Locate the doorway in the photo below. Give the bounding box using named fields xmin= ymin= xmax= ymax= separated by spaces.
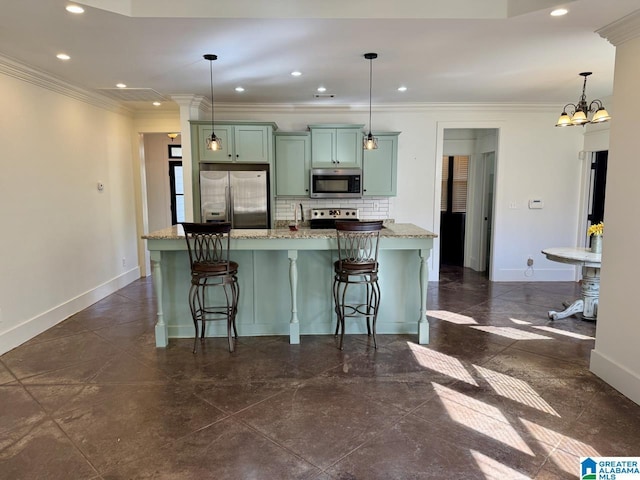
xmin=586 ymin=150 xmax=608 ymax=247
xmin=169 ymin=160 xmax=185 ymax=225
xmin=440 ymin=155 xmax=468 ymax=266
xmin=439 ymin=128 xmax=497 ymax=276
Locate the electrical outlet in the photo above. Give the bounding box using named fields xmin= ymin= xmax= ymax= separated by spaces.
xmin=122 ymin=257 xmax=126 ymax=267
xmin=527 ymin=257 xmax=534 ymax=267
xmin=373 ymin=202 xmax=379 ymax=211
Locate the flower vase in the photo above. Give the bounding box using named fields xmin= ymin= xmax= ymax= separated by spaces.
xmin=591 ymin=235 xmax=603 ymax=254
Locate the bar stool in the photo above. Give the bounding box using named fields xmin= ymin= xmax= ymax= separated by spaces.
xmin=333 ymin=220 xmax=383 ymax=350
xmin=181 ymin=222 xmax=239 ymax=353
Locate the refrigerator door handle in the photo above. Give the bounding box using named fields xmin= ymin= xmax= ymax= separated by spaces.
xmin=229 ymin=185 xmax=234 ymax=228
xmin=224 ymin=185 xmax=231 ymax=224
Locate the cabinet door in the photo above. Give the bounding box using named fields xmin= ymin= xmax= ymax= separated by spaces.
xmin=335 ymin=128 xmax=362 ymax=168
xmin=363 ymin=134 xmax=398 ymax=196
xmin=275 ymin=135 xmax=311 ymax=196
xmin=234 ymin=125 xmax=270 ymax=163
xmin=310 ymin=129 xmax=337 ymax=167
xmin=197 ymin=125 xmax=232 ymax=162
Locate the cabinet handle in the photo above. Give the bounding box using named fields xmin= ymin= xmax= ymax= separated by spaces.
xmin=228 ymin=154 xmax=232 ymax=158
xmin=236 ymin=154 xmax=239 ymax=158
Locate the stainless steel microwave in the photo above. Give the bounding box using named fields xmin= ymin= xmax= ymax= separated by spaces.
xmin=310 ymin=168 xmax=362 ymax=198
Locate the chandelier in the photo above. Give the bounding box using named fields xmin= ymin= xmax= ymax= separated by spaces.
xmin=556 ymin=72 xmax=611 ymax=127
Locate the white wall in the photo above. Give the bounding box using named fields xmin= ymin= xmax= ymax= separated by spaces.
xmin=590 ymin=34 xmax=640 ymax=406
xmin=0 ymin=68 xmax=139 ymax=354
xmin=144 ymin=133 xmax=181 ymax=233
xmin=209 ymin=105 xmax=584 ymax=281
xmin=131 ymin=114 xmax=182 ymax=276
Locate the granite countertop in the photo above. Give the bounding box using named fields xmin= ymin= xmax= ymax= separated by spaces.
xmin=143 ymin=223 xmax=437 ymax=240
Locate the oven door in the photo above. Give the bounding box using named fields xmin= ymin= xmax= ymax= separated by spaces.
xmin=310 ymin=169 xmax=362 ymax=198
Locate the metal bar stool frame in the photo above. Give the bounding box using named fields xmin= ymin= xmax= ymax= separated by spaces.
xmin=181 ymin=222 xmax=239 ymax=353
xmin=332 ymin=220 xmax=383 ymax=350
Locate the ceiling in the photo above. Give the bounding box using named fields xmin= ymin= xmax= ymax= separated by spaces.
xmin=1 ymin=0 xmax=638 ymax=111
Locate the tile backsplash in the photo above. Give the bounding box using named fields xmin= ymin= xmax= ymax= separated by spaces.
xmin=275 ymin=197 xmax=392 ymax=222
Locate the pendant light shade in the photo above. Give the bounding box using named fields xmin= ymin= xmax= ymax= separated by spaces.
xmin=204 ymin=54 xmax=222 ymax=151
xmin=363 ymin=52 xmax=378 ymax=150
xmin=555 ymin=72 xmax=611 ymax=127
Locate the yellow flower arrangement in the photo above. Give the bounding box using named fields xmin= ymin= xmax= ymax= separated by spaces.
xmin=588 ymin=222 xmax=604 ymax=236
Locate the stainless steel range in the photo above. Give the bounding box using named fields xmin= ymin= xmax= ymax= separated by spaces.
xmin=309 ymin=208 xmax=360 ymax=229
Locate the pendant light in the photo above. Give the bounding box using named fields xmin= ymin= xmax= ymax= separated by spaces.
xmin=203 ymin=54 xmax=222 ymax=150
xmin=363 ymin=52 xmax=378 ymax=150
xmin=555 ymin=72 xmax=611 ymax=127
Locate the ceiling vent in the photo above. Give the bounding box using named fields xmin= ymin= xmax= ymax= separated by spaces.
xmin=96 ymin=87 xmax=167 ymax=102
xmin=314 ymin=93 xmax=335 ymax=99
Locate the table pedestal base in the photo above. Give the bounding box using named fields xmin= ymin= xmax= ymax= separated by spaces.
xmin=548 ymin=266 xmax=599 ymax=321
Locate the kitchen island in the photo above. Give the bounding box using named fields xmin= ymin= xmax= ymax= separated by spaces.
xmin=143 ymin=224 xmax=436 ymax=347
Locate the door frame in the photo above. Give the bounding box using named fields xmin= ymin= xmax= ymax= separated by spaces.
xmin=435 ymin=121 xmax=504 ymax=281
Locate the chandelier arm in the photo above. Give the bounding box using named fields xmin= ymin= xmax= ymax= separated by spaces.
xmin=562 ymin=103 xmax=577 ymax=114
xmin=589 ymin=99 xmax=603 ymax=112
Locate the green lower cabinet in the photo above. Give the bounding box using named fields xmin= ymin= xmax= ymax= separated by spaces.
xmin=275 ymin=132 xmax=311 ymax=196
xmin=363 ymin=133 xmax=399 ymax=196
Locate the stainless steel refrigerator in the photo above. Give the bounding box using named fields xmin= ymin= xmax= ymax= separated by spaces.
xmin=199 ymin=164 xmax=270 ymax=229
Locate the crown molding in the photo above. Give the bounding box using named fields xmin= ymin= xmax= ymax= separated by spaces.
xmin=0 ymin=54 xmax=131 ymax=115
xmin=597 ymin=9 xmax=640 ymax=46
xmin=211 ymin=102 xmax=560 ymax=114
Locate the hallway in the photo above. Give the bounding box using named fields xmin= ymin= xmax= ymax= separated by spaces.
xmin=1 ymin=267 xmax=638 ymax=479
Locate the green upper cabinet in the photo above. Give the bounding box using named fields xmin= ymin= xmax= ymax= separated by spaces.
xmin=193 ymin=122 xmax=274 ymax=163
xmin=274 ymin=132 xmax=311 ymax=196
xmin=195 ymin=125 xmax=232 ymax=162
xmin=363 ymin=132 xmax=400 ymax=196
xmin=309 ymin=124 xmax=364 ymax=168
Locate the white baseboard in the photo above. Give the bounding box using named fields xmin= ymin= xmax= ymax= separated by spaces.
xmin=0 ymin=267 xmax=140 ymax=356
xmin=493 ymin=267 xmax=576 ymax=282
xmin=590 ymin=349 xmax=640 ymax=407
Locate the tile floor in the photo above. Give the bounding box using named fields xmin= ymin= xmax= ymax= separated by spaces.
xmin=1 ymin=266 xmax=639 ymax=479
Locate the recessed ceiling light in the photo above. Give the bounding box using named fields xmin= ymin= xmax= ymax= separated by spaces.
xmin=397 ymin=86 xmax=408 ymax=92
xmin=550 ymin=8 xmax=568 ymax=16
xmin=291 ymin=71 xmax=302 ymax=77
xmin=65 ymin=5 xmax=84 ymax=14
xmin=153 ymin=102 xmax=161 ymax=106
xmin=116 ymin=83 xmax=127 ymax=88
xmin=56 ymin=53 xmax=71 ymax=61
xmin=235 ymin=86 xmax=245 ymax=92
xmin=317 ymin=87 xmax=327 ymax=92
